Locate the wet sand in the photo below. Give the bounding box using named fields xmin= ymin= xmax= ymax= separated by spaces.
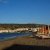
xmin=0 ymin=37 xmax=50 ymax=50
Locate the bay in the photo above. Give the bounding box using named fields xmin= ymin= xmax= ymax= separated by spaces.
xmin=0 ymin=32 xmax=32 ymax=41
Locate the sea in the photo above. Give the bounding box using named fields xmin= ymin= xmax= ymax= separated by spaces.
xmin=0 ymin=32 xmax=32 ymax=41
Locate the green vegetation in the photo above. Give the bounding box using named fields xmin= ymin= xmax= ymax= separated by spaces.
xmin=0 ymin=24 xmax=49 ymax=30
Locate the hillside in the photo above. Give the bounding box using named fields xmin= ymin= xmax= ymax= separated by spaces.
xmin=0 ymin=24 xmax=49 ymax=30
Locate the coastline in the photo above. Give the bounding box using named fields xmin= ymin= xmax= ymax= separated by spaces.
xmin=0 ymin=28 xmax=29 ymax=33
xmin=0 ymin=37 xmax=50 ymax=50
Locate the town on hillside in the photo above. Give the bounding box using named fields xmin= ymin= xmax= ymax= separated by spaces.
xmin=0 ymin=24 xmax=50 ymax=34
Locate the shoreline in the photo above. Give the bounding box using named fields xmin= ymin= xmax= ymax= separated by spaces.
xmin=0 ymin=28 xmax=33 ymax=33
xmin=0 ymin=37 xmax=50 ymax=50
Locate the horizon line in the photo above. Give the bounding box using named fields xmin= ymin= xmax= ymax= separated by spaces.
xmin=0 ymin=23 xmax=49 ymax=25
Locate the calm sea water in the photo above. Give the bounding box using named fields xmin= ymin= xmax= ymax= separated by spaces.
xmin=0 ymin=32 xmax=32 ymax=41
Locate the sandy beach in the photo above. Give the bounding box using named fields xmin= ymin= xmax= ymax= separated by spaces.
xmin=0 ymin=37 xmax=50 ymax=50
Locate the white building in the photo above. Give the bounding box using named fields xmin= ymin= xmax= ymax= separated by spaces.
xmin=0 ymin=30 xmax=8 ymax=33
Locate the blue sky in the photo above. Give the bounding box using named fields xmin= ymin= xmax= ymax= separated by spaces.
xmin=0 ymin=0 xmax=50 ymax=24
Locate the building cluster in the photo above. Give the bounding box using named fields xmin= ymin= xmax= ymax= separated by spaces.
xmin=0 ymin=25 xmax=50 ymax=35
xmin=0 ymin=28 xmax=38 ymax=33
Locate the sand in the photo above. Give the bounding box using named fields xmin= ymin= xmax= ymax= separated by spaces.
xmin=0 ymin=37 xmax=50 ymax=50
